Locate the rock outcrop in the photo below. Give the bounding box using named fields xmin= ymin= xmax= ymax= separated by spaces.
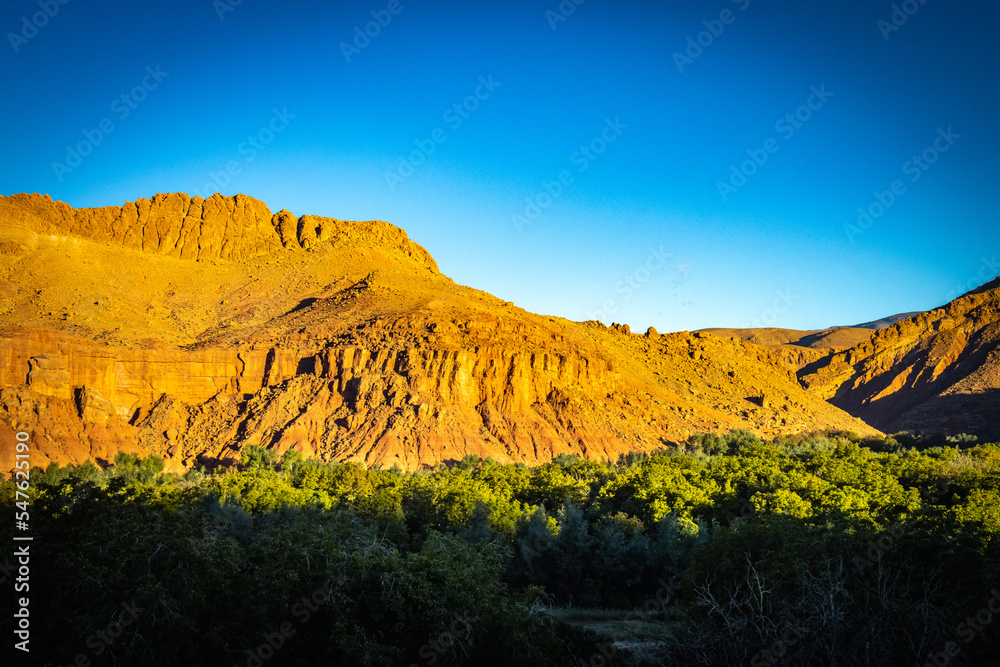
xmin=799 ymin=278 xmax=1000 ymax=438
xmin=0 ymin=193 xmax=880 ymax=474
xmin=0 ymin=192 xmax=437 ymax=268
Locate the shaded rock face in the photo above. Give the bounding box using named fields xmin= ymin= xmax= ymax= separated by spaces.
xmin=799 ymin=278 xmax=1000 ymax=439
xmin=0 ymin=193 xmax=881 ymax=473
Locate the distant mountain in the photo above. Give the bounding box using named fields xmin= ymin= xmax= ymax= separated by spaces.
xmin=0 ymin=193 xmax=878 ymax=474
xmin=702 ymin=312 xmax=928 ymax=373
xmin=799 ymin=278 xmax=1000 ymax=439
xmin=700 ymin=327 xmax=876 ymax=372
xmin=849 ymin=312 xmax=924 ymax=330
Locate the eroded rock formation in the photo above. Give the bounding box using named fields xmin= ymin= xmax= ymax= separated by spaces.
xmin=799 ymin=278 xmax=1000 ymax=437
xmin=0 ymin=193 xmax=883 ymax=473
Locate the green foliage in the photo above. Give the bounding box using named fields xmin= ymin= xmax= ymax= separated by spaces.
xmin=106 ymin=452 xmax=166 ymax=485
xmin=6 ymin=432 xmax=1000 ymax=665
xmin=280 ymin=447 xmax=304 ymax=471
xmin=241 ymin=443 xmax=279 ymax=469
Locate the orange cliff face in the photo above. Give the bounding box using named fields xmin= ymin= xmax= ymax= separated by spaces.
xmin=0 ymin=191 xmax=439 ymax=266
xmin=0 ymin=192 xmax=880 ymax=474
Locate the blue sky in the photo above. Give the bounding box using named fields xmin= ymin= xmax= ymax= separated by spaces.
xmin=2 ymin=0 xmax=998 ymax=332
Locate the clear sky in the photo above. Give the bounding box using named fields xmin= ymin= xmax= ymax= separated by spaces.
xmin=2 ymin=0 xmax=997 ymax=332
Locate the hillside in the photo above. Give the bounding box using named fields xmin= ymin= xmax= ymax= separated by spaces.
xmin=0 ymin=192 xmax=879 ymax=473
xmin=700 ymin=326 xmax=876 ymax=371
xmin=851 ymin=312 xmax=924 ymax=330
xmin=799 ymin=279 xmax=1000 ymax=438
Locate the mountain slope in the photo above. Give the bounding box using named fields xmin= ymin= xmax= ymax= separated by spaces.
xmin=700 ymin=326 xmax=875 ymax=372
xmin=0 ymin=193 xmax=879 ymax=473
xmin=850 ymin=312 xmax=924 ymax=330
xmin=799 ymin=279 xmax=1000 ymax=438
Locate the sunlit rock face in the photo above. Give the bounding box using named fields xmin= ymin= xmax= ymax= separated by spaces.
xmin=800 ymin=277 xmax=1000 ymax=439
xmin=0 ymin=192 xmax=880 ymax=473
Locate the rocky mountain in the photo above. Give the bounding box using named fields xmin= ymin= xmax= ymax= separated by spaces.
xmin=799 ymin=279 xmax=1000 ymax=438
xmin=0 ymin=193 xmax=879 ymax=473
xmin=702 ymin=313 xmax=929 ymax=372
xmin=850 ymin=312 xmax=924 ymax=330
xmin=699 ymin=326 xmax=876 ymax=372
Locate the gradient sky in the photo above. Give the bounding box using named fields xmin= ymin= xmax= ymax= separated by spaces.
xmin=2 ymin=0 xmax=998 ymax=333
